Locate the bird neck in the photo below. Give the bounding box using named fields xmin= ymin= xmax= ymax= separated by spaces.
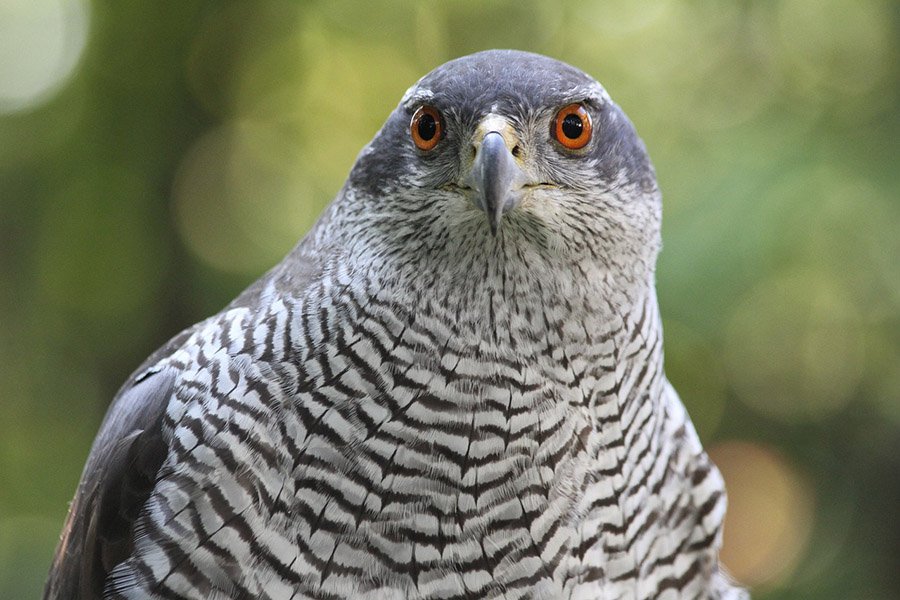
xmin=322 ymin=238 xmax=663 ymax=376
xmin=302 ymin=192 xmax=665 ymax=402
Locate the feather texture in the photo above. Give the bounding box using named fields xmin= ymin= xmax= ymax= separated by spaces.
xmin=45 ymin=50 xmax=747 ymax=600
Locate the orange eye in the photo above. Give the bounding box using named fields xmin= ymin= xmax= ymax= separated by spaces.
xmin=410 ymin=105 xmax=443 ymax=151
xmin=553 ymin=103 xmax=592 ymax=150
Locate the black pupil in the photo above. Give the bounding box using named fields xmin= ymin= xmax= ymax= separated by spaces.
xmin=417 ymin=114 xmax=437 ymax=141
xmin=561 ymin=114 xmax=583 ymax=139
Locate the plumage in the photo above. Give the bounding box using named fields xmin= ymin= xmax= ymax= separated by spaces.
xmin=45 ymin=50 xmax=747 ymax=599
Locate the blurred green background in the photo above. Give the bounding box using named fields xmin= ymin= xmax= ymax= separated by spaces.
xmin=1 ymin=0 xmax=898 ymax=598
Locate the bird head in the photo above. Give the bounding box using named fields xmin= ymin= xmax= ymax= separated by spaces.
xmin=338 ymin=50 xmax=662 ymax=289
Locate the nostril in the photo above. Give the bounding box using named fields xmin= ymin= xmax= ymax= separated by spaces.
xmin=470 ymin=145 xmax=477 ymax=160
xmin=511 ymin=144 xmax=522 ymax=158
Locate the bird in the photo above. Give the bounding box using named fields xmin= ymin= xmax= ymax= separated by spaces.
xmin=45 ymin=49 xmax=748 ymax=600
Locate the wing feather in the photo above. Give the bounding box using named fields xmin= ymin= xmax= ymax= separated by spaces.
xmin=44 ymin=242 xmax=323 ymax=599
xmin=43 ymin=340 xmax=185 ymax=599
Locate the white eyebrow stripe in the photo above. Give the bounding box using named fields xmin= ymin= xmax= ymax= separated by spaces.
xmin=402 ymin=87 xmax=435 ymax=108
xmin=563 ymin=83 xmax=610 ymax=105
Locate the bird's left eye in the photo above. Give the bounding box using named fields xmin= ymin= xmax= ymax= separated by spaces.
xmin=411 ymin=105 xmax=443 ymax=151
xmin=553 ymin=103 xmax=592 ymax=150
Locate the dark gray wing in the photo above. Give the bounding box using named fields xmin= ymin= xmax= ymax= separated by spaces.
xmin=43 ymin=330 xmax=191 ymax=600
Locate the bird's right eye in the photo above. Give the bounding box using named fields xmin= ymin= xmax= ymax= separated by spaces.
xmin=411 ymin=106 xmax=443 ymax=151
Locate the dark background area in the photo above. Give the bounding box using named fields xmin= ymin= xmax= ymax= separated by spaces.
xmin=1 ymin=1 xmax=898 ymax=598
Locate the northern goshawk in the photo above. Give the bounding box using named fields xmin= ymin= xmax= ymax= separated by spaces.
xmin=45 ymin=50 xmax=747 ymax=600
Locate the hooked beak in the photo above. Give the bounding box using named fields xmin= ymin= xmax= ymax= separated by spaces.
xmin=468 ymin=131 xmax=525 ymax=235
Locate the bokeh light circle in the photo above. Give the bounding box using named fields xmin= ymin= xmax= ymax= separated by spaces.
xmin=172 ymin=121 xmax=327 ymax=275
xmin=0 ymin=0 xmax=90 ymax=113
xmin=724 ymin=270 xmax=865 ymax=421
xmin=711 ymin=441 xmax=815 ymax=589
xmin=777 ymin=0 xmax=893 ymax=101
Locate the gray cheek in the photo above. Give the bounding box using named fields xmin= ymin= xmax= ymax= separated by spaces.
xmin=531 ymin=140 xmax=603 ymax=190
